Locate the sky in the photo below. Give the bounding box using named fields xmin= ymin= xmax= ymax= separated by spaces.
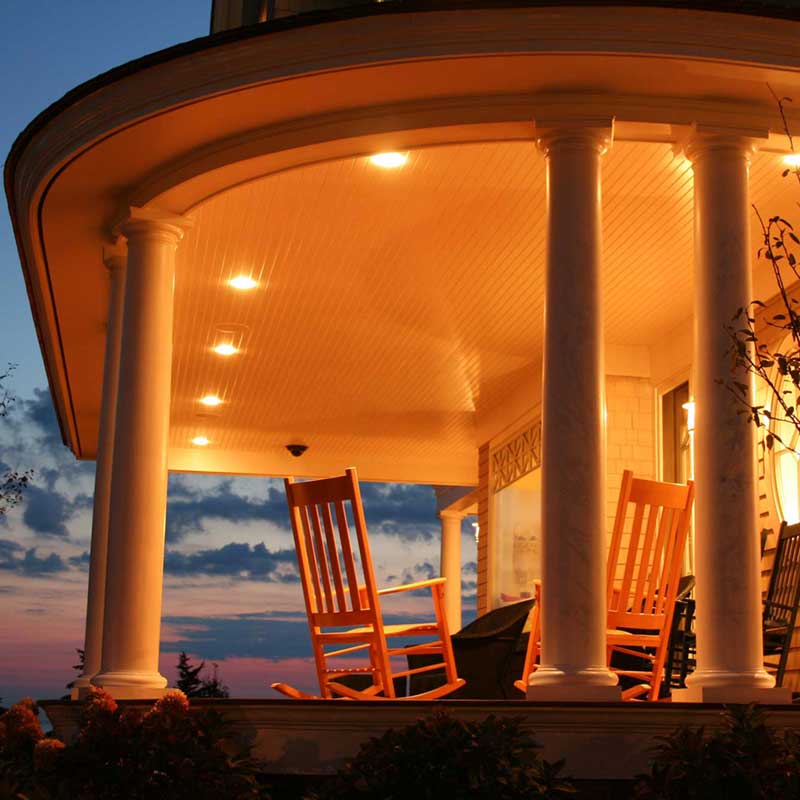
xmin=0 ymin=2 xmax=477 ymax=707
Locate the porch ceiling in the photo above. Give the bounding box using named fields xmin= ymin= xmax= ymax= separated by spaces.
xmin=161 ymin=139 xmax=791 ymax=483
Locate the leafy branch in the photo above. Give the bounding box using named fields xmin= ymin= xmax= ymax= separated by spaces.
xmin=0 ymin=364 xmax=33 ymax=514
xmin=723 ymin=91 xmax=800 ymax=452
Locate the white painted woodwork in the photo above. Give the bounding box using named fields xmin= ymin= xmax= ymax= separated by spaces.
xmin=678 ymin=130 xmax=789 ymax=703
xmin=527 ymin=123 xmax=619 ymax=701
xmin=92 ymin=210 xmax=188 ymax=699
xmin=71 ymin=248 xmax=126 ymax=696
xmin=439 ymin=511 xmax=464 ymax=632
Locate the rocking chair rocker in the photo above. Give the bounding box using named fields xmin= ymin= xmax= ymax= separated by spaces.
xmin=271 ymin=467 xmax=465 ymax=700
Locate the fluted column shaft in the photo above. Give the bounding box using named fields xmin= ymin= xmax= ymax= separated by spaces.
xmin=93 ymin=209 xmax=188 ymax=699
xmin=72 ymin=250 xmax=126 ymax=698
xmin=527 ymin=123 xmax=619 ymax=700
xmin=679 ymin=131 xmax=786 ymax=702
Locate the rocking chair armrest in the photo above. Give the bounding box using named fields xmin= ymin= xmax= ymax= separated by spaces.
xmin=378 ymin=577 xmax=447 ymax=596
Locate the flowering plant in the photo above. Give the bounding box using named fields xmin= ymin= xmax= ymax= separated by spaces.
xmin=0 ymin=689 xmax=269 ymax=799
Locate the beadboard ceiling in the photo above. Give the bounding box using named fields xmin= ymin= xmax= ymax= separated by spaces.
xmin=163 ymin=140 xmax=791 ymax=482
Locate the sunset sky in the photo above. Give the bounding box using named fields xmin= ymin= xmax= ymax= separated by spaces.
xmin=0 ymin=2 xmax=477 ymax=707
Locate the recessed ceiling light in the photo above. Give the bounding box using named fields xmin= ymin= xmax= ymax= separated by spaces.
xmin=213 ymin=343 xmax=239 ymax=357
xmin=784 ymin=154 xmax=800 ymax=167
xmin=191 ymin=436 xmax=210 ymax=447
xmin=369 ymin=152 xmax=407 ymax=168
xmin=200 ymin=395 xmax=222 ymax=407
xmin=228 ymin=276 xmax=258 ymax=290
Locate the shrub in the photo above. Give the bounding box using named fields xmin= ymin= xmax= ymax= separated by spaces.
xmin=635 ymin=703 xmax=800 ymax=799
xmin=312 ymin=709 xmax=575 ymax=800
xmin=0 ymin=689 xmax=270 ymax=800
xmin=0 ymin=696 xmax=47 ymax=798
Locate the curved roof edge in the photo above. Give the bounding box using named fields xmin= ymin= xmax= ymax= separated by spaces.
xmin=5 ymin=0 xmax=800 ymax=185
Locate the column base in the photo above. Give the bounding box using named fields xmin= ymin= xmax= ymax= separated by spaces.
xmin=673 ymin=668 xmax=790 ymax=704
xmin=672 ymin=685 xmax=792 ymax=704
xmin=526 ymin=666 xmax=621 ymax=702
xmin=91 ymin=670 xmax=169 ymax=700
xmin=69 ymin=674 xmax=95 ymax=700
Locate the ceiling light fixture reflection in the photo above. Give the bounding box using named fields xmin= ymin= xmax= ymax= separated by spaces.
xmin=213 ymin=343 xmax=239 ymax=357
xmin=369 ymin=152 xmax=408 ymax=168
xmin=200 ymin=395 xmax=223 ymax=407
xmin=191 ymin=436 xmax=210 ymax=447
xmin=228 ymin=275 xmax=258 ymax=290
xmin=784 ymin=154 xmax=800 ymax=167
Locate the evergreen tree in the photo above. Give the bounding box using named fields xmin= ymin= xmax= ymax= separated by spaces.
xmin=61 ymin=648 xmax=86 ymax=699
xmin=197 ymin=662 xmax=230 ymax=699
xmin=176 ymin=651 xmax=204 ymax=696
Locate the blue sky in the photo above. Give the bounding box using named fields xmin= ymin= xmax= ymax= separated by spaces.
xmin=0 ymin=2 xmax=477 ymax=706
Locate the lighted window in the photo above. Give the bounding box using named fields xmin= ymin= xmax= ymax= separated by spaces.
xmin=490 ymin=469 xmax=541 ymax=608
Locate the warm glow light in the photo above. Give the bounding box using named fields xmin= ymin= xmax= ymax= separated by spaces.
xmin=200 ymin=395 xmax=223 ymax=407
xmin=682 ymin=400 xmax=696 ymax=433
xmin=191 ymin=436 xmax=210 ymax=447
xmin=369 ymin=152 xmax=408 ymax=168
xmin=784 ymin=154 xmax=800 ymax=167
xmin=213 ymin=343 xmax=239 ymax=356
xmin=228 ymin=275 xmax=258 ymax=290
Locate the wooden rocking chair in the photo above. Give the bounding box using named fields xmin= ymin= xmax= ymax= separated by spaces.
xmin=271 ymin=467 xmax=465 ymax=700
xmin=516 ymin=470 xmax=694 ymax=701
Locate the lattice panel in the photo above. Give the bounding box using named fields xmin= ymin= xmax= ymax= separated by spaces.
xmin=491 ymin=421 xmax=542 ymax=493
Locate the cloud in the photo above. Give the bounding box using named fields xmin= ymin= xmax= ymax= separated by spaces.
xmin=22 ymin=485 xmax=72 ymax=537
xmin=359 ymin=482 xmax=439 ymax=541
xmin=0 ymin=388 xmax=95 ymax=540
xmin=163 ymin=475 xmax=442 ymax=545
xmin=164 ymin=541 xmax=299 ymax=582
xmin=165 ymin=478 xmax=289 ymax=542
xmin=162 ymin=609 xmax=426 ymax=662
xmin=0 ymin=538 xmax=67 ymax=576
xmin=68 ymin=551 xmax=90 ymax=568
xmin=386 ymin=561 xmax=437 ymax=587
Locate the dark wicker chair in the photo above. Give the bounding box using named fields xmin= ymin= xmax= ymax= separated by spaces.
xmin=666 ymin=522 xmax=800 ymax=690
xmin=406 ymin=599 xmax=535 ymax=699
xmin=762 ymin=521 xmax=800 ymax=685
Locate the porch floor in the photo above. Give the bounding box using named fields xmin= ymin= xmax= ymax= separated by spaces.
xmin=41 ymin=698 xmax=800 ymax=780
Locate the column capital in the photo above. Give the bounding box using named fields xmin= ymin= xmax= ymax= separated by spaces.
xmin=534 ymin=117 xmax=614 ymax=157
xmin=112 ymin=205 xmax=192 ymax=244
xmin=102 ymin=243 xmax=127 ymax=272
xmin=674 ymin=123 xmax=768 ymax=164
xmin=438 ymin=509 xmax=465 ymax=522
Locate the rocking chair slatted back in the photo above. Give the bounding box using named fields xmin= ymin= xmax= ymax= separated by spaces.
xmin=285 ymin=469 xmax=381 ymax=625
xmin=607 ymin=471 xmax=694 ymax=631
xmin=277 ymin=467 xmax=465 ymax=701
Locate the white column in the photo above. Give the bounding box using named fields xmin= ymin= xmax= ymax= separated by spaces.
xmin=92 ymin=207 xmax=189 ymax=700
xmin=71 ymin=247 xmax=126 ymax=699
xmin=439 ymin=511 xmax=463 ymax=632
xmin=527 ymin=121 xmax=619 ymax=701
xmin=676 ymin=129 xmax=789 ymax=703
